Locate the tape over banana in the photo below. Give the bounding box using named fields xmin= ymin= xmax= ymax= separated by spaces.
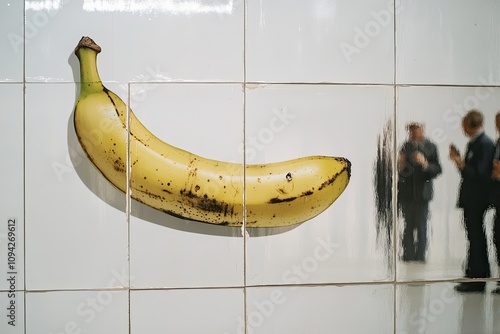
xmin=73 ymin=36 xmax=351 ymax=228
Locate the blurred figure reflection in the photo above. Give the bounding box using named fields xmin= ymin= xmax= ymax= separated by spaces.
xmin=397 ymin=122 xmax=442 ymax=263
xmin=449 ymin=110 xmax=495 ymax=293
xmin=490 ymin=112 xmax=500 ymax=294
xmin=374 ymin=120 xmax=393 ymax=264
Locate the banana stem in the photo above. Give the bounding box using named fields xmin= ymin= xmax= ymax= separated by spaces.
xmin=75 ymin=36 xmax=104 ymax=94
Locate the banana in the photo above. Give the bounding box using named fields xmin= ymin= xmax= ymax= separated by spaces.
xmin=73 ymin=36 xmax=351 ymax=228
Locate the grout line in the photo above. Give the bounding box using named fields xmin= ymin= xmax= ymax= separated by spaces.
xmin=392 ymin=100 xmax=398 ymax=334
xmin=392 ymin=2 xmax=398 ymax=332
xmin=126 ymin=83 xmax=132 ymax=334
xmin=242 ymin=1 xmax=248 ymax=333
xmin=14 ymin=276 xmax=500 ymax=295
xmin=17 ymin=81 xmax=500 ymax=89
xmin=22 ymin=0 xmax=27 ymax=332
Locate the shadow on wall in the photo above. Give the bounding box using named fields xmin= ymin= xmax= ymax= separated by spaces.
xmin=66 ymin=49 xmax=298 ymax=237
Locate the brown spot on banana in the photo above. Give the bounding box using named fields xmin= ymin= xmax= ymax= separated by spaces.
xmin=318 ymin=165 xmax=350 ymax=191
xmin=269 ymin=196 xmax=297 ymax=204
xmin=113 ymin=158 xmax=125 ymax=172
xmin=268 ymin=189 xmax=314 ymax=204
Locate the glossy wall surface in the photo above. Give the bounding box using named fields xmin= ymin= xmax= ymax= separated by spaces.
xmin=1 ymin=0 xmax=500 ymax=333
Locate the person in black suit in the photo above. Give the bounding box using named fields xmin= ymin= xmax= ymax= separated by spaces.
xmin=491 ymin=112 xmax=500 ymax=294
xmin=397 ymin=122 xmax=442 ymax=262
xmin=450 ymin=109 xmax=495 ymax=293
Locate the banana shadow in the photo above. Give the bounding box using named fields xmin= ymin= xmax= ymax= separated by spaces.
xmin=67 ymin=52 xmax=296 ymax=237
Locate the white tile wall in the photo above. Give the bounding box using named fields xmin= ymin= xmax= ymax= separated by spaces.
xmin=25 ymin=290 xmax=129 ymax=333
xmin=24 ymin=0 xmax=244 ymax=82
xmin=129 ymin=83 xmax=245 ymax=289
xmin=130 ymin=288 xmax=244 ymax=333
xmin=2 ymin=0 xmax=500 ymax=333
xmin=396 ymin=283 xmax=500 ymax=334
xmin=0 ymin=291 xmax=24 ymax=334
xmin=0 ymin=84 xmax=24 ymax=291
xmin=0 ymin=1 xmax=24 ymax=82
xmin=245 ymin=84 xmax=393 ymax=285
xmin=396 ymin=0 xmax=500 ymax=85
xmin=245 ymin=285 xmax=394 ymax=333
xmin=24 ymin=83 xmax=129 ymax=290
xmin=246 ymin=0 xmax=394 ymax=83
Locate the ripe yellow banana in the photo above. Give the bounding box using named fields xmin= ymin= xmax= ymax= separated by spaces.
xmin=73 ymin=36 xmax=351 ymax=228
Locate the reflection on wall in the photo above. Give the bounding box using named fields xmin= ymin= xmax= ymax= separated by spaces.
xmin=395 ymin=86 xmax=500 ymax=281
xmin=374 ymin=119 xmax=393 ymax=265
xmin=25 ymin=0 xmax=236 ymax=14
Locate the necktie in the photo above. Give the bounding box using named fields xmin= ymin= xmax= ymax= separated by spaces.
xmin=465 ymin=142 xmax=471 ymax=161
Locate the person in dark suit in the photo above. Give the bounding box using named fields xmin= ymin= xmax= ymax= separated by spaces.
xmin=450 ymin=109 xmax=495 ymax=293
xmin=490 ymin=112 xmax=500 ymax=294
xmin=397 ymin=122 xmax=442 ymax=262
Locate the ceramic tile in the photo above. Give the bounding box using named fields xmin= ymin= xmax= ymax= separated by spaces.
xmin=396 ymin=282 xmax=500 ymax=334
xmin=246 ymin=0 xmax=394 ymax=83
xmin=130 ymin=288 xmax=244 ymax=333
xmin=26 ymin=290 xmax=128 ymax=334
xmin=25 ymin=0 xmax=244 ymax=83
xmin=396 ymin=0 xmax=500 ymax=85
xmin=245 ymin=84 xmax=394 ymax=285
xmin=129 ymin=83 xmax=245 ymax=288
xmin=0 ymin=291 xmax=24 ymax=334
xmin=246 ymin=284 xmax=393 ymax=334
xmin=24 ymin=83 xmax=129 ymax=290
xmin=0 ymin=84 xmax=24 ymax=291
xmin=395 ymin=86 xmax=500 ymax=281
xmin=0 ymin=1 xmax=24 ymax=82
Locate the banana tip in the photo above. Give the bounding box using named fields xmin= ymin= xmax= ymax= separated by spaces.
xmin=345 ymin=158 xmax=351 ymax=178
xmin=335 ymin=157 xmax=351 ymax=179
xmin=75 ymin=36 xmax=101 ymax=55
